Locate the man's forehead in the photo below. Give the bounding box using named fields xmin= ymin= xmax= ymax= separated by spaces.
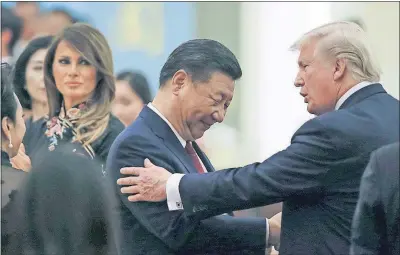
xmin=297 ymin=43 xmax=317 ymax=62
xmin=209 ymin=82 xmax=234 ymax=98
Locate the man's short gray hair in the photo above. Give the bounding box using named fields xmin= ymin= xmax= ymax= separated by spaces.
xmin=290 ymin=21 xmax=381 ymax=83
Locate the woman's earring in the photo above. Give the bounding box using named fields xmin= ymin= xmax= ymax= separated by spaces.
xmin=8 ymin=136 xmax=13 ymax=149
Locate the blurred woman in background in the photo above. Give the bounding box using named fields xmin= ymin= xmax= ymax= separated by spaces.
xmin=3 ymin=148 xmax=120 ymax=255
xmin=13 ymin=35 xmax=53 ymax=122
xmin=112 ymin=70 xmax=152 ymax=127
xmin=10 ymin=36 xmax=53 ymax=172
xmin=1 ymin=63 xmax=27 ymax=207
xmin=1 ymin=63 xmax=27 ymax=252
xmin=23 ymin=23 xmax=124 ymax=174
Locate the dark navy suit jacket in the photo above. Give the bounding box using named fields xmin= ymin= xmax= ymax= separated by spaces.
xmin=106 ymin=106 xmax=266 ymax=255
xmin=351 ymin=142 xmax=399 ymax=255
xmin=178 ymin=84 xmax=399 ymax=255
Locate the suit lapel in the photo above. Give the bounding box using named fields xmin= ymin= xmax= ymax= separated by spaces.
xmin=162 ymin=136 xmax=199 ymax=174
xmin=140 ymin=106 xmax=198 ymax=174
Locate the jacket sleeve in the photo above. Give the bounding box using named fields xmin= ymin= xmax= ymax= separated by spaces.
xmin=180 ymin=119 xmax=336 ymax=219
xmin=350 ymin=149 xmax=383 ymax=255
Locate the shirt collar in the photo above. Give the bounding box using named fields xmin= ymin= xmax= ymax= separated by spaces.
xmin=147 ymin=103 xmax=186 ymax=147
xmin=335 ymin=81 xmax=374 ymax=110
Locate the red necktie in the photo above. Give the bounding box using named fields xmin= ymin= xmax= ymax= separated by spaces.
xmin=185 ymin=142 xmax=205 ymax=173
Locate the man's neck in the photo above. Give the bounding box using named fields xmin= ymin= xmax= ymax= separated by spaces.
xmin=31 ymin=100 xmax=48 ymax=121
xmin=335 ymin=75 xmax=361 ymax=101
xmin=152 ymin=94 xmax=188 ymax=141
xmin=63 ymin=96 xmax=89 ymax=111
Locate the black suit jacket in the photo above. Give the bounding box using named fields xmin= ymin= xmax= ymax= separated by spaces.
xmin=106 ymin=106 xmax=266 ymax=255
xmin=178 ymin=84 xmax=400 ymax=255
xmin=351 ymin=142 xmax=399 ymax=255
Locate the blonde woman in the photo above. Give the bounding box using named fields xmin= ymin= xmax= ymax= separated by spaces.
xmin=24 ymin=23 xmax=124 ymax=174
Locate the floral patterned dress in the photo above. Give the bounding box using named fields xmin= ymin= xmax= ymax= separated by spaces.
xmin=23 ymin=102 xmax=125 ymax=175
xmin=44 ymin=103 xmax=96 ymax=159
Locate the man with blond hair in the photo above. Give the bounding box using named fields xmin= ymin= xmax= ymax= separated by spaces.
xmin=117 ymin=21 xmax=399 ymax=254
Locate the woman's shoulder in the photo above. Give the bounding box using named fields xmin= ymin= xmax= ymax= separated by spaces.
xmin=23 ymin=117 xmax=49 ymax=155
xmin=100 ymin=114 xmax=125 ymax=144
xmin=91 ymin=114 xmax=125 ymax=161
xmin=107 ymin=114 xmax=125 ymax=134
xmin=1 ymin=165 xmax=26 ymax=209
xmin=25 ymin=116 xmax=47 ymax=129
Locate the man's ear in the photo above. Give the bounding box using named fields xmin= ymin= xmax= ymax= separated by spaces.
xmin=333 ymin=58 xmax=346 ymax=81
xmin=171 ymin=69 xmax=189 ymax=95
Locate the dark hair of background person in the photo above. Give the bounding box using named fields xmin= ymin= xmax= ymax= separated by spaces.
xmin=12 ymin=35 xmax=53 ymax=110
xmin=1 ymin=7 xmax=23 ymax=53
xmin=116 ymin=70 xmax=152 ymax=104
xmin=159 ymin=39 xmax=242 ymax=87
xmin=3 ymin=146 xmax=120 ymax=255
xmin=1 ymin=63 xmax=17 ymax=123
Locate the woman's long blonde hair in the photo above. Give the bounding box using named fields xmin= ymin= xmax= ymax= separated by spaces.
xmin=44 ymin=23 xmax=115 ymax=146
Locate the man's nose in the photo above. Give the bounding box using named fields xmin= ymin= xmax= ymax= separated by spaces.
xmin=212 ymin=108 xmax=226 ymax=123
xmin=294 ymin=73 xmax=304 ymax=87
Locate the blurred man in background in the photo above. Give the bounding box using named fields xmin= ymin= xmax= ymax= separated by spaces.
xmin=351 ymin=142 xmax=399 ymax=255
xmin=1 ymin=7 xmax=22 ymax=64
xmin=12 ymin=2 xmax=41 ymax=58
xmin=38 ymin=8 xmax=75 ymax=36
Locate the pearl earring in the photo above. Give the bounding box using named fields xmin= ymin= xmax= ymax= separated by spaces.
xmin=8 ymin=136 xmax=13 ymax=149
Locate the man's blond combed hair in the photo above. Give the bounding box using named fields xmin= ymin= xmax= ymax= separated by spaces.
xmin=290 ymin=21 xmax=381 ymax=83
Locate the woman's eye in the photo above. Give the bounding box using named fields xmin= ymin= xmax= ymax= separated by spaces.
xmin=59 ymin=59 xmax=69 ymax=65
xmin=79 ymin=59 xmax=91 ymax=65
xmin=33 ymin=66 xmax=43 ymax=71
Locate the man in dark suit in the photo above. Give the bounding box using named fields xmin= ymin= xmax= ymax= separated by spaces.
xmin=107 ymin=39 xmax=280 ymax=254
xmin=351 ymin=142 xmax=399 ymax=255
xmin=1 ymin=7 xmax=22 ymax=64
xmin=117 ymin=21 xmax=400 ymax=255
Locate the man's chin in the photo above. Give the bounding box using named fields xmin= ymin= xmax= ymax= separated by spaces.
xmin=191 ymin=130 xmax=206 ymax=140
xmin=306 ymin=104 xmax=315 ymax=115
xmin=307 ymin=104 xmax=331 ymax=116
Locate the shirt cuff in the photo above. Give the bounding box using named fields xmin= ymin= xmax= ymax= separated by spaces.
xmin=266 ymin=218 xmax=270 ymax=248
xmin=166 ymin=173 xmax=185 ymax=211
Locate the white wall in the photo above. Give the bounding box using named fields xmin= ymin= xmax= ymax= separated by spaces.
xmin=240 ymin=2 xmax=331 ymax=160
xmin=331 ymin=2 xmax=399 ymax=98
